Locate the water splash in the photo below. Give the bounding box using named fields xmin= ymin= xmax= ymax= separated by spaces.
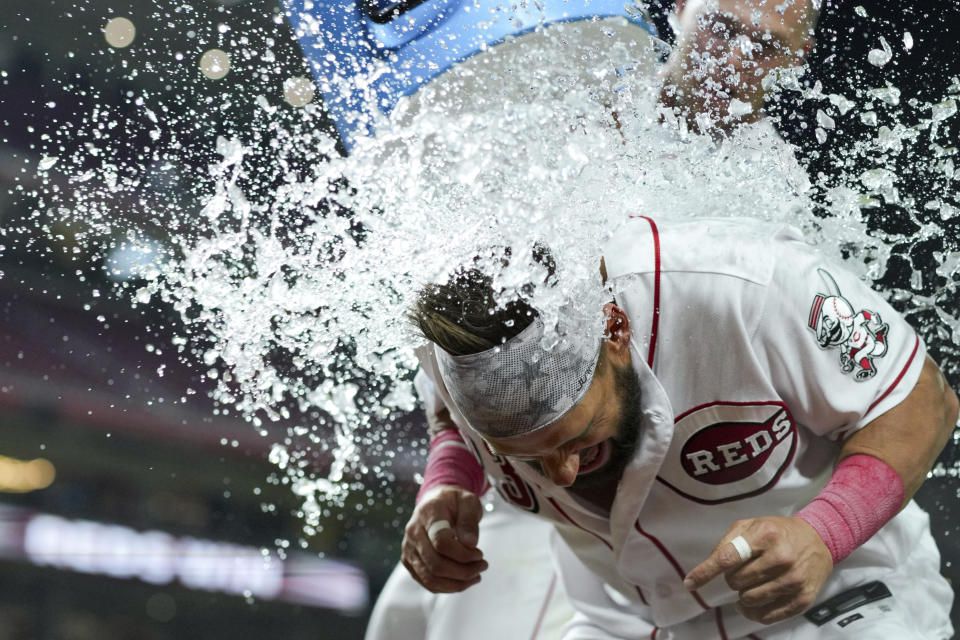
xmin=22 ymin=13 xmax=960 ymax=531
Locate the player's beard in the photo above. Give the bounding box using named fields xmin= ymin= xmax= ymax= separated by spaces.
xmin=569 ymin=360 xmax=643 ymax=489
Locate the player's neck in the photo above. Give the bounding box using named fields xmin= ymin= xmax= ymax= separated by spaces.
xmin=567 ymin=474 xmax=620 ymax=514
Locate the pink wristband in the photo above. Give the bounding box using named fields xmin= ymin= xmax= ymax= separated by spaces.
xmin=416 ymin=429 xmax=487 ymax=504
xmin=794 ymin=454 xmax=904 ymax=565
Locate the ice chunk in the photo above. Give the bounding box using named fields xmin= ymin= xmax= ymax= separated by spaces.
xmin=761 ymin=70 xmax=778 ymax=91
xmin=869 ymin=86 xmax=900 ymax=106
xmin=903 ymin=31 xmax=913 ymax=50
xmin=860 ymin=111 xmax=877 ymax=126
xmin=37 ymin=156 xmax=58 ymax=171
xmin=827 ymin=93 xmax=855 ymax=115
xmin=728 ymin=99 xmax=754 ymax=118
xmin=255 ymin=95 xmax=276 ymax=114
xmin=860 ymin=169 xmax=898 ymax=201
xmin=931 ymin=98 xmax=957 ymax=122
xmin=867 ymin=37 xmax=892 ymax=67
xmin=943 ymin=159 xmax=955 ymax=180
xmin=816 ymin=109 xmax=836 ymax=130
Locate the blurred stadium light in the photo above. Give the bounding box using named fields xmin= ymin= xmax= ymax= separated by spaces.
xmin=0 ymin=454 xmax=55 ymax=493
xmin=0 ymin=503 xmax=369 ymax=613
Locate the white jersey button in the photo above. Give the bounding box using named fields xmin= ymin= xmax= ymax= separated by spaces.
xmin=645 ymin=410 xmax=666 ymax=423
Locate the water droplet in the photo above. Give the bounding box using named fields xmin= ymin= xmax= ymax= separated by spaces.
xmin=104 ymin=17 xmax=136 ymax=49
xmin=37 ymin=156 xmax=58 ymax=171
xmin=199 ymin=49 xmax=230 ymax=80
xmin=283 ymin=76 xmax=316 ymax=107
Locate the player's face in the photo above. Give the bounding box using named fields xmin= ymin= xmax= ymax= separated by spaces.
xmin=484 ymin=347 xmax=642 ymax=487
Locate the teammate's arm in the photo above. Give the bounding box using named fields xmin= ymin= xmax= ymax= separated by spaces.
xmin=659 ymin=0 xmax=818 ymax=131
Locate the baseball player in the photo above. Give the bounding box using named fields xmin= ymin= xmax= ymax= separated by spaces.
xmin=402 ymin=216 xmax=957 ymax=639
xmin=365 ymin=364 xmax=575 ymax=640
xmin=364 ymin=18 xmax=662 ymax=639
xmin=365 ymin=490 xmax=574 ymax=640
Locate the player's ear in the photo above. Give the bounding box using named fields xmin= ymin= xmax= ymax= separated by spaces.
xmin=602 ymin=303 xmax=631 ymax=352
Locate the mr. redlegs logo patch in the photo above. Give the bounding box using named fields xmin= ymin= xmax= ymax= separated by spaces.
xmin=658 ymin=401 xmax=797 ymax=504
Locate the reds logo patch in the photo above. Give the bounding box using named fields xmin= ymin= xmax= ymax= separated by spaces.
xmin=658 ymin=401 xmax=797 ymax=504
xmin=808 ymin=268 xmax=889 ymax=381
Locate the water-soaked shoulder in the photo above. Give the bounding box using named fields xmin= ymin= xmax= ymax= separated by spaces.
xmin=602 ymin=216 xmax=803 ymax=287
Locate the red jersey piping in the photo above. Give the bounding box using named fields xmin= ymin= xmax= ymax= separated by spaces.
xmin=866 ymin=331 xmax=920 ymax=416
xmin=637 ymin=216 xmax=661 ymax=368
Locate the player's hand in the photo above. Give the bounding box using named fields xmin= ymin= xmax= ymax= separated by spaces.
xmin=401 ymin=485 xmax=488 ymax=593
xmin=683 ymin=516 xmax=833 ymax=624
xmin=658 ymin=7 xmax=761 ymax=132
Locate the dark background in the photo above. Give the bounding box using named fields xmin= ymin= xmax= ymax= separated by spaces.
xmin=1 ymin=1 xmax=421 ymax=638
xmin=1 ymin=0 xmax=958 ymax=638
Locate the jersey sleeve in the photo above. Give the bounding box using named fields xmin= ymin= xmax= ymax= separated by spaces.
xmin=752 ymin=238 xmax=926 ymax=441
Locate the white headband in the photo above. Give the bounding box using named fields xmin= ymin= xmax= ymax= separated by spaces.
xmin=435 ymin=317 xmax=602 ymax=439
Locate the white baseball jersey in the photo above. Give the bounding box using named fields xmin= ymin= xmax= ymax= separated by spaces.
xmin=415 ymin=217 xmax=954 ymax=640
xmin=365 ymin=492 xmax=574 ymax=640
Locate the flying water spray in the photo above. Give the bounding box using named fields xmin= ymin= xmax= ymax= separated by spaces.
xmin=17 ymin=0 xmax=960 ymax=540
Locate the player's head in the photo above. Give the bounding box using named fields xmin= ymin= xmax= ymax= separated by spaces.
xmin=410 ymin=251 xmax=641 ymax=487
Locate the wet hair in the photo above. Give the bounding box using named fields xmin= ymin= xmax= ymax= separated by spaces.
xmin=408 ymin=246 xmax=554 ymax=356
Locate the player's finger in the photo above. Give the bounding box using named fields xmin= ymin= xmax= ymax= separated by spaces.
xmin=413 ymin=527 xmax=488 ymax=582
xmin=403 ymin=538 xmax=481 ymax=589
xmin=725 ymin=542 xmax=795 ymax=592
xmin=402 ymin=552 xmax=482 ymax=594
xmin=453 ymin=491 xmax=483 ymax=548
xmin=736 ymin=570 xmax=804 ymax=609
xmin=432 ymin=527 xmax=485 ymax=564
xmin=684 ymin=533 xmax=752 ymax=591
xmin=426 ymin=519 xmax=453 ymax=544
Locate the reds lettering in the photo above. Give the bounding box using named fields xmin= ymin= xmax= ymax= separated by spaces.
xmin=661 ymin=401 xmax=798 ymax=503
xmin=681 ymin=410 xmax=793 ymax=484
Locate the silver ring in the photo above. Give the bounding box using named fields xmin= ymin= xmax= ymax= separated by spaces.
xmin=731 ymin=535 xmax=752 ymax=562
xmin=427 ymin=519 xmax=452 ymax=544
